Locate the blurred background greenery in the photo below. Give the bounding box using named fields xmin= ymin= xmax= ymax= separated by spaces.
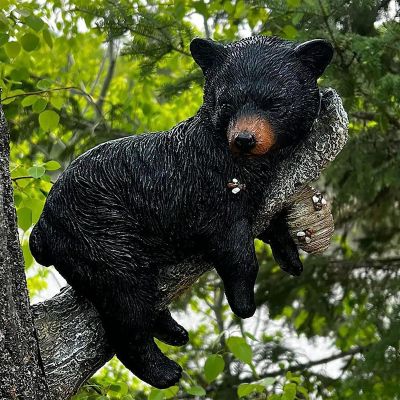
xmin=2 ymin=0 xmax=400 ymax=399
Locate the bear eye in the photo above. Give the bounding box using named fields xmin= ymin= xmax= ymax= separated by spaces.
xmin=219 ymin=102 xmax=234 ymax=117
xmin=218 ymin=102 xmax=234 ymax=127
xmin=265 ymin=99 xmax=283 ymax=113
xmin=262 ymin=98 xmax=280 ymax=112
xmin=269 ymin=104 xmax=281 ymax=112
xmin=220 ymin=102 xmax=233 ymax=111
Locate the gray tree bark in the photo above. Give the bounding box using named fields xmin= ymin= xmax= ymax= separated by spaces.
xmin=0 ymin=95 xmax=50 ymax=399
xmin=0 ymin=88 xmax=348 ymax=400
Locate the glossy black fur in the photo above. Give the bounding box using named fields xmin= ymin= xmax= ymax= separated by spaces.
xmin=30 ymin=35 xmax=333 ymax=388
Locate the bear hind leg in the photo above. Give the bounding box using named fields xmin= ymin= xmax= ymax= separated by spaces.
xmin=54 ymin=256 xmax=182 ymax=388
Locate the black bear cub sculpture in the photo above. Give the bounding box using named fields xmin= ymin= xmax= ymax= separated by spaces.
xmin=30 ymin=35 xmax=333 ymax=388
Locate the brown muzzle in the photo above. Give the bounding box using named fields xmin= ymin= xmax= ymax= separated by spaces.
xmin=228 ymin=115 xmax=276 ymax=156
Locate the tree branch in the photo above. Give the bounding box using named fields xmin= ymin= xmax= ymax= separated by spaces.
xmin=95 ymin=40 xmax=117 ymax=118
xmin=31 ymin=287 xmax=113 ymax=399
xmin=244 ymin=346 xmax=365 ymax=382
xmin=330 ymin=257 xmax=400 ymax=270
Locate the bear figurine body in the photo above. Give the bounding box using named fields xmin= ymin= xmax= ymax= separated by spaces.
xmin=30 ymin=35 xmax=333 ymax=388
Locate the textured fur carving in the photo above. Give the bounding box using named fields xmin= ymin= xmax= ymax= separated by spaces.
xmin=30 ymin=35 xmax=333 ymax=388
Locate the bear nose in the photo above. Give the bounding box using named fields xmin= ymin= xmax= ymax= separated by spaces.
xmin=234 ymin=132 xmax=256 ymax=151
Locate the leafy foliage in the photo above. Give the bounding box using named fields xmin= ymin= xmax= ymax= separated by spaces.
xmin=2 ymin=0 xmax=400 ymax=398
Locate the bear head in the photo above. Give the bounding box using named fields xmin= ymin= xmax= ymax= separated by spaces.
xmin=190 ymin=35 xmax=333 ymax=157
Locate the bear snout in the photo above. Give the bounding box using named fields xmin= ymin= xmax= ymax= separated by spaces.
xmin=234 ymin=131 xmax=257 ymax=151
xmin=228 ymin=115 xmax=276 ymax=156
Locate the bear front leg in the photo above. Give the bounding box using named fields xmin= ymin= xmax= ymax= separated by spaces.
xmin=208 ymin=219 xmax=259 ymax=319
xmin=257 ymin=211 xmax=303 ymax=276
xmin=153 ymin=309 xmax=189 ymax=346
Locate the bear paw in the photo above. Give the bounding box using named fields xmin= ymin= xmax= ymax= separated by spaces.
xmin=117 ymin=343 xmax=182 ymax=388
xmin=153 ymin=311 xmax=189 ymax=346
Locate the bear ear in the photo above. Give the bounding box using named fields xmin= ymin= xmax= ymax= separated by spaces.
xmin=294 ymin=39 xmax=334 ymax=77
xmin=190 ymin=38 xmax=226 ymax=74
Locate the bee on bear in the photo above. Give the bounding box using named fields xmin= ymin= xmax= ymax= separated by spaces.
xmin=30 ymin=35 xmax=333 ymax=388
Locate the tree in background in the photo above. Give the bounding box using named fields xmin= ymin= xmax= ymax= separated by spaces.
xmin=1 ymin=0 xmax=399 ymax=399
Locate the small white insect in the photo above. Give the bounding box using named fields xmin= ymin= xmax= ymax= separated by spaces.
xmin=297 ymin=231 xmax=306 ymax=237
xmin=232 ymin=178 xmax=239 ymax=183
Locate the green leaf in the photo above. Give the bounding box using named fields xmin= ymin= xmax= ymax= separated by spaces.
xmin=0 ymin=33 xmax=8 ymax=46
xmin=42 ymin=29 xmax=53 ymax=48
xmin=28 ymin=166 xmax=46 ymax=179
xmin=174 ymin=1 xmax=186 ymax=19
xmin=41 ymin=174 xmax=51 ymax=183
xmin=71 ymin=392 xmax=88 ymax=399
xmin=237 ymin=383 xmax=264 ymax=398
xmin=282 ymin=25 xmax=298 ymax=39
xmin=5 ymin=41 xmax=21 ymax=58
xmin=292 ymin=12 xmax=304 ymax=25
xmin=11 ymin=166 xmax=29 ymax=183
xmin=21 ymin=33 xmax=40 ymax=52
xmin=17 ymin=207 xmax=32 ymax=231
xmin=2 ymin=89 xmax=24 ymax=105
xmin=37 ymin=79 xmax=52 ymax=90
xmin=282 ymin=305 xmax=293 ymax=318
xmin=32 ymin=98 xmax=48 ymax=113
xmin=282 ymin=383 xmax=297 ymax=400
xmin=50 ymin=95 xmax=64 ymax=109
xmin=21 ymin=95 xmax=40 ymax=107
xmin=258 ymin=377 xmax=275 ymax=388
xmin=193 ymin=1 xmax=208 ymax=17
xmin=44 ymin=160 xmax=61 ymax=171
xmin=162 ymin=386 xmax=179 ymax=399
xmin=22 ymin=242 xmax=33 ymax=268
xmin=286 ymin=372 xmax=301 ymax=384
xmin=226 ymin=336 xmax=253 ymax=364
xmin=294 ymin=310 xmax=309 ymax=329
xmin=14 ymin=193 xmax=23 ymax=208
xmin=16 ymin=8 xmax=31 ymax=17
xmin=27 ymin=198 xmax=44 ymax=223
xmin=39 ymin=110 xmax=60 ymax=131
xmin=297 ymin=386 xmax=309 ymax=399
xmin=287 ymin=0 xmax=301 ymax=7
xmin=0 ymin=11 xmax=9 ymax=31
xmin=149 ymin=389 xmax=164 ymax=400
xmin=24 ymin=15 xmax=45 ymax=32
xmin=107 ymin=382 xmax=128 ymax=395
xmin=11 ymin=67 xmax=29 ymax=81
xmin=204 ymin=354 xmax=225 ymax=382
xmin=186 ymin=386 xmax=206 ymax=396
